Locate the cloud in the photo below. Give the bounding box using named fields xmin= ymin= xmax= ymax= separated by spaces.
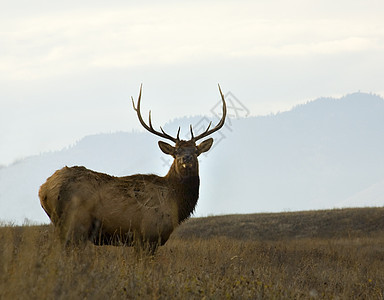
xmin=254 ymin=37 xmax=383 ymax=57
xmin=1 ymin=3 xmax=383 ymax=80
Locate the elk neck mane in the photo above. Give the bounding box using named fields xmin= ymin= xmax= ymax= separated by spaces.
xmin=165 ymin=160 xmax=200 ymax=223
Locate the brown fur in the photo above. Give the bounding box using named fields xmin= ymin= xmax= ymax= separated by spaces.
xmin=39 ymin=139 xmax=212 ymax=252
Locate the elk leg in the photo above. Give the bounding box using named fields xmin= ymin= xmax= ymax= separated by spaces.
xmin=62 ymin=198 xmax=93 ymax=246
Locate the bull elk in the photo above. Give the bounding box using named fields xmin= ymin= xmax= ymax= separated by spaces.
xmin=39 ymin=85 xmax=227 ymax=252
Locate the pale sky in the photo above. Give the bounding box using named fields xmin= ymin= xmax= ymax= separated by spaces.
xmin=1 ymin=0 xmax=384 ymax=166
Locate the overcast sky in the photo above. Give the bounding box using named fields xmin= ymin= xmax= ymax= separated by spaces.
xmin=1 ymin=0 xmax=384 ymax=166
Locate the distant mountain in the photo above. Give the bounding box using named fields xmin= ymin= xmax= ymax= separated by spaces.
xmin=1 ymin=92 xmax=383 ymax=224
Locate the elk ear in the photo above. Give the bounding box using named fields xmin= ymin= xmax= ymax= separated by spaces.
xmin=158 ymin=141 xmax=175 ymax=156
xmin=197 ymin=138 xmax=213 ymax=155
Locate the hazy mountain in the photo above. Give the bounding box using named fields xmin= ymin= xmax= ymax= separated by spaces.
xmin=1 ymin=92 xmax=383 ymax=224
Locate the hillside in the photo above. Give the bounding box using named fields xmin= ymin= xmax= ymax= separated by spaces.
xmin=1 ymin=92 xmax=384 ymax=223
xmin=174 ymin=207 xmax=384 ymax=241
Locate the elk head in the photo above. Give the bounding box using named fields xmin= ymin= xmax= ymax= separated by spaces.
xmin=132 ymin=85 xmax=227 ymax=178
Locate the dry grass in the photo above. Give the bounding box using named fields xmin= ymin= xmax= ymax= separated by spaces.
xmin=1 ymin=208 xmax=384 ymax=299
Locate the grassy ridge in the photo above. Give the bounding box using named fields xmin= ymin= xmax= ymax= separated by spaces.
xmin=175 ymin=207 xmax=384 ymax=240
xmin=1 ymin=207 xmax=384 ymax=299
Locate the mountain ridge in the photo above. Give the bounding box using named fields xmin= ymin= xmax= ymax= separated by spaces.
xmin=1 ymin=92 xmax=383 ymax=224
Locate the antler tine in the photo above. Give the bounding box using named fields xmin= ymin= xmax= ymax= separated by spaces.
xmin=177 ymin=127 xmax=181 ymax=140
xmin=132 ymin=84 xmax=178 ymax=143
xmin=131 ymin=83 xmax=142 ymax=113
xmin=148 ymin=110 xmax=153 ymax=128
xmin=160 ymin=126 xmax=179 ymax=141
xmin=193 ymin=84 xmax=227 ymax=141
xmin=190 ymin=124 xmax=194 ymax=139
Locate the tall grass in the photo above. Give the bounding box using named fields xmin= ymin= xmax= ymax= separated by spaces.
xmin=1 ymin=208 xmax=384 ymax=299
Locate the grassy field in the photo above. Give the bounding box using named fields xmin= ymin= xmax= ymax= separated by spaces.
xmin=1 ymin=207 xmax=384 ymax=299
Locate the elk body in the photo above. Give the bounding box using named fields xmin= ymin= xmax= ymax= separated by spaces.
xmin=39 ymin=85 xmax=227 ymax=252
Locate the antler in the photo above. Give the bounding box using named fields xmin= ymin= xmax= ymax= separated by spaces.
xmin=132 ymin=84 xmax=227 ymax=143
xmin=131 ymin=84 xmax=179 ymax=143
xmin=191 ymin=84 xmax=227 ymax=141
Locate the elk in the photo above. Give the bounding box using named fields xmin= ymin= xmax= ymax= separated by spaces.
xmin=39 ymin=85 xmax=227 ymax=252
